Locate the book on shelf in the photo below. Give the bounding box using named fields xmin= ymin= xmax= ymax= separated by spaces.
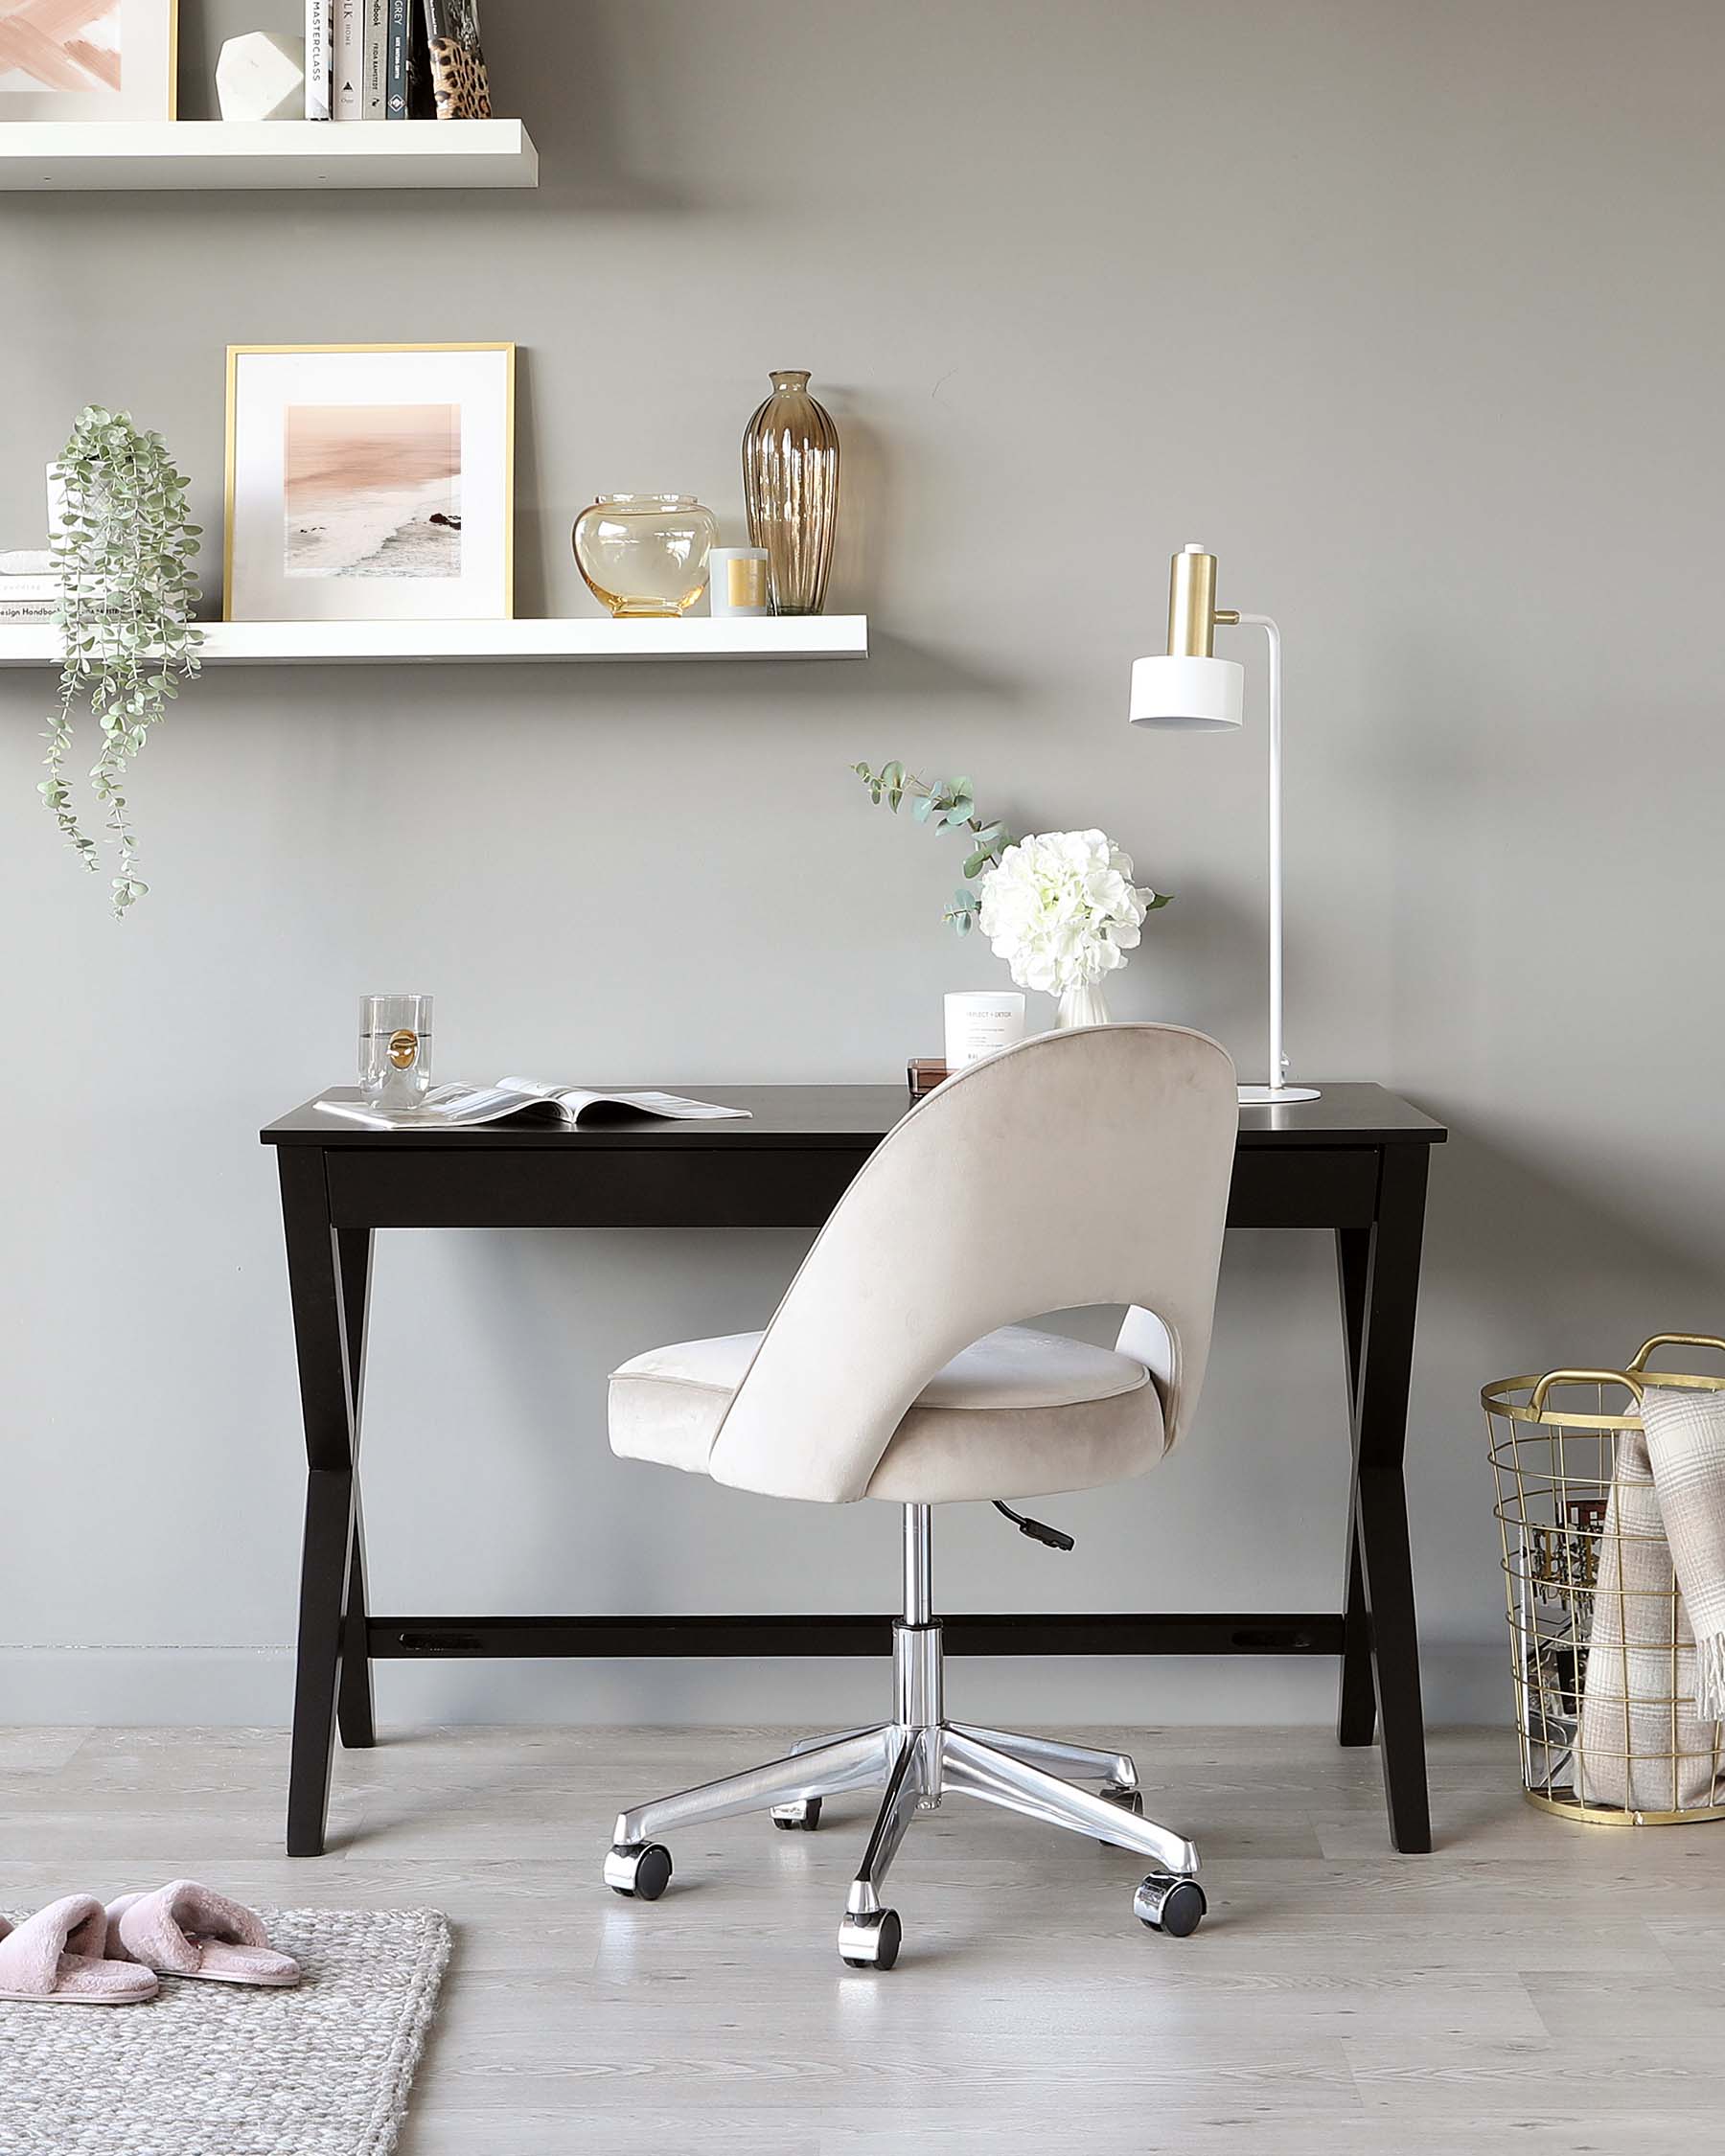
xmin=363 ymin=0 xmax=387 ymax=115
xmin=423 ymin=0 xmax=491 ymax=119
xmin=0 ymin=575 xmax=60 ymax=601
xmin=315 ymin=1079 xmax=753 ymax=1132
xmin=301 ymin=0 xmax=489 ymax=122
xmin=405 ymin=0 xmax=434 ymax=119
xmin=384 ymin=0 xmax=409 ymax=117
xmin=334 ymin=0 xmax=362 ymax=119
xmin=305 ymin=0 xmax=333 ymax=119
xmin=0 ymin=602 xmax=57 ymax=622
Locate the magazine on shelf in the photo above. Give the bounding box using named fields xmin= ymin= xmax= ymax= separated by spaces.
xmin=316 ymin=1077 xmax=752 ymax=1132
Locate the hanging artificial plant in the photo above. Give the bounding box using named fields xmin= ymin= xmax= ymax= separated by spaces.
xmin=41 ymin=405 xmax=203 ymax=915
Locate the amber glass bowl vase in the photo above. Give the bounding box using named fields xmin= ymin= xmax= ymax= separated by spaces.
xmin=572 ymin=493 xmax=719 ymax=618
xmin=742 ymin=371 xmax=840 ymax=616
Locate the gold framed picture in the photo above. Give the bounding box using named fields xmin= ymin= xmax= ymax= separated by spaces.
xmin=0 ymin=0 xmax=177 ymax=120
xmin=224 ymin=343 xmax=516 ymax=624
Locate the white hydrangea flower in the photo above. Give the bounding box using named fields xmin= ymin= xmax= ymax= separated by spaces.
xmin=977 ymin=830 xmax=1157 ymax=994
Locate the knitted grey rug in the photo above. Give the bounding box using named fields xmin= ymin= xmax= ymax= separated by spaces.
xmin=0 ymin=1905 xmax=449 ymax=2156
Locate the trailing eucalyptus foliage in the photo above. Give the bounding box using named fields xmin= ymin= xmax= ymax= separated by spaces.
xmin=851 ymin=761 xmax=1015 ymax=935
xmin=42 ymin=406 xmax=203 ymax=915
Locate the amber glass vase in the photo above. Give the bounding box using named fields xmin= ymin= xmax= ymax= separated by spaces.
xmin=742 ymin=370 xmax=840 ymax=616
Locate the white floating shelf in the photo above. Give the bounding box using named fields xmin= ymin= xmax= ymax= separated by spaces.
xmin=0 ymin=616 xmax=868 ymax=667
xmin=0 ymin=119 xmax=538 ymax=192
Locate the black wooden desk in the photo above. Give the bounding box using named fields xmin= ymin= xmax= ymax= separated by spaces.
xmin=263 ymin=1081 xmax=1446 ymax=1859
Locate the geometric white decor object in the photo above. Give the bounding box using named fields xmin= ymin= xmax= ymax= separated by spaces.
xmin=216 ymin=34 xmax=308 ymax=123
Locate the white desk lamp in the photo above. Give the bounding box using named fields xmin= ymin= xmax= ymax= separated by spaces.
xmin=1129 ymin=543 xmax=1320 ymax=1105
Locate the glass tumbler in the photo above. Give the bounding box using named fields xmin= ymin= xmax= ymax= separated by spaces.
xmin=359 ymin=994 xmax=434 ymax=1103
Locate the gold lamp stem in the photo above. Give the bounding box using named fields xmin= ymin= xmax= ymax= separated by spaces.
xmin=1165 ymin=543 xmax=1237 ymax=657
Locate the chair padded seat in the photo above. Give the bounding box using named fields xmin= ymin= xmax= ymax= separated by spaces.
xmin=610 ymin=1324 xmax=1165 ymax=1503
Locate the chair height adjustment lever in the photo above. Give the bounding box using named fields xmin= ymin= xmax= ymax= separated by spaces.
xmin=992 ymin=1502 xmax=1075 ymax=1552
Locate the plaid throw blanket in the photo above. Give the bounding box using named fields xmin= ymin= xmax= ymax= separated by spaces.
xmin=1577 ymin=1385 xmax=1725 ymax=1811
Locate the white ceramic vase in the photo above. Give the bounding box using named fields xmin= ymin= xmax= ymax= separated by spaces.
xmin=1055 ymin=982 xmax=1112 ymax=1029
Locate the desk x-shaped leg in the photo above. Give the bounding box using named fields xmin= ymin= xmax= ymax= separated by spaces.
xmin=279 ymin=1150 xmax=375 ymax=1857
xmin=1334 ymin=1143 xmax=1432 ymax=1853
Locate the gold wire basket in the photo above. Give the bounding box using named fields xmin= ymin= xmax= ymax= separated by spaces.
xmin=1484 ymin=1335 xmax=1725 ymax=1826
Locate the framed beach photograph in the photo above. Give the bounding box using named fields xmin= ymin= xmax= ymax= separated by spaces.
xmin=0 ymin=0 xmax=176 ymax=119
xmin=224 ymin=343 xmax=515 ymax=623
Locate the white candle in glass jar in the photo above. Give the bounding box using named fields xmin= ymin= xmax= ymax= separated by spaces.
xmin=944 ymin=991 xmax=1027 ymax=1069
xmin=707 ymin=546 xmax=770 ymax=617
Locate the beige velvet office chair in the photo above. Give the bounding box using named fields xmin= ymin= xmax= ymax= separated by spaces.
xmin=602 ymin=1022 xmax=1238 ymax=1968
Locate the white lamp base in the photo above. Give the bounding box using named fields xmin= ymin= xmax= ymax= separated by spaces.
xmin=1238 ymin=1084 xmax=1322 ymax=1105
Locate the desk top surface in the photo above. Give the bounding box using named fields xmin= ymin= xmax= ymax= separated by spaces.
xmin=263 ymin=1080 xmax=1447 ymax=1151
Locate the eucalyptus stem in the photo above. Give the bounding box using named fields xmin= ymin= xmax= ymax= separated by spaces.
xmin=851 ymin=761 xmax=1017 ymax=935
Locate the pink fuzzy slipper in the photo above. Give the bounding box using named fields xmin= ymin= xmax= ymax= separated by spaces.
xmin=0 ymin=1895 xmax=160 ymax=2005
xmin=105 ymin=1881 xmax=300 ymax=1988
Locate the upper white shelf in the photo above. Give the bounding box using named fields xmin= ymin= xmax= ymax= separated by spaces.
xmin=0 ymin=616 xmax=869 ymax=667
xmin=0 ymin=119 xmax=539 ymax=192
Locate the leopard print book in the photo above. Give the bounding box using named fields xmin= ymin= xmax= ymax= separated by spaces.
xmin=429 ymin=35 xmax=491 ymax=119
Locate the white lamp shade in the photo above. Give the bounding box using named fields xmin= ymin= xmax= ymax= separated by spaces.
xmin=1128 ymin=654 xmax=1245 ymax=731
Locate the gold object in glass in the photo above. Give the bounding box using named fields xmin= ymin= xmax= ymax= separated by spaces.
xmin=1484 ymin=1338 xmax=1725 ymax=1827
xmin=572 ymin=493 xmax=719 ymax=619
xmin=727 ymin=555 xmax=767 ymax=608
xmin=742 ymin=370 xmax=840 ymax=617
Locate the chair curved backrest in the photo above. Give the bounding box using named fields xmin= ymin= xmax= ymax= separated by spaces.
xmin=707 ymin=1022 xmax=1238 ymax=1502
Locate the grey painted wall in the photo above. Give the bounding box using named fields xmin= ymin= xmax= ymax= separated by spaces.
xmin=3 ymin=0 xmax=1721 ymax=1732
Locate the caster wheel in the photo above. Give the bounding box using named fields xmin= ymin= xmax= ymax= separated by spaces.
xmin=838 ymin=1907 xmax=902 ymax=1970
xmin=1135 ymin=1872 xmax=1206 ymax=1938
xmin=1096 ymin=1780 xmax=1144 ymax=1845
xmin=771 ymin=1797 xmax=823 ymax=1830
xmin=604 ymin=1842 xmax=673 ymax=1901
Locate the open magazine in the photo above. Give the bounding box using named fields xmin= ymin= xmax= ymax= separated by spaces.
xmin=316 ymin=1076 xmax=751 ymax=1132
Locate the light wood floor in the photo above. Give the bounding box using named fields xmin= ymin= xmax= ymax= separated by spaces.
xmin=6 ymin=1722 xmax=1721 ymax=2153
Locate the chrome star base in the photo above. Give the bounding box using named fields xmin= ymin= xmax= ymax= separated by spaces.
xmin=604 ymin=1505 xmax=1206 ymax=1967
